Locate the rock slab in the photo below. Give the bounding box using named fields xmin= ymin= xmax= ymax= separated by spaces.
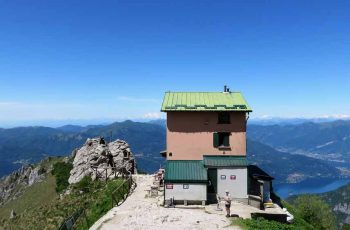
xmin=68 ymin=137 xmax=135 ymax=184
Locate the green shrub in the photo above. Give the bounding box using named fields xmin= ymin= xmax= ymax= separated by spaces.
xmin=75 ymin=178 xmax=127 ymax=230
xmin=234 ymin=217 xmax=304 ymax=230
xmin=232 ymin=200 xmax=316 ymax=230
xmin=74 ymin=176 xmax=94 ymax=193
xmin=281 ymin=201 xmax=315 ymax=229
xmin=292 ymin=195 xmax=337 ymax=230
xmin=52 ymin=161 xmax=73 ymax=193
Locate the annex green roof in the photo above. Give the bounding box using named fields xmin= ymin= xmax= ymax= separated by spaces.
xmin=161 ymin=92 xmax=252 ymax=112
xmin=203 ymin=155 xmax=248 ymax=167
xmin=164 ymin=160 xmax=208 ymax=183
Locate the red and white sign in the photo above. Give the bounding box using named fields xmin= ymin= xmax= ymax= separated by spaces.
xmin=230 ymin=175 xmax=236 ymax=180
xmin=166 ymin=184 xmax=173 ymax=189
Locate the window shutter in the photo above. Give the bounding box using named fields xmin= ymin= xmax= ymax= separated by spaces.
xmin=213 ymin=132 xmax=219 ymax=147
xmin=223 ymin=133 xmax=230 ymax=146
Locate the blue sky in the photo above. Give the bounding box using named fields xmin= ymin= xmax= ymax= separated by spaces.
xmin=0 ymin=0 xmax=350 ymax=126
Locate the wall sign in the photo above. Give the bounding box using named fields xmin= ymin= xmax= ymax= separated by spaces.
xmin=230 ymin=175 xmax=236 ymax=180
xmin=166 ymin=184 xmax=173 ymax=189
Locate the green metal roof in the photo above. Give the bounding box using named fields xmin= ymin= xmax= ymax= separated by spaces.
xmin=203 ymin=155 xmax=248 ymax=167
xmin=164 ymin=160 xmax=208 ymax=183
xmin=161 ymin=92 xmax=252 ymax=112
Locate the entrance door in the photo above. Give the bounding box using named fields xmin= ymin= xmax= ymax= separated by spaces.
xmin=208 ymin=168 xmax=217 ymax=193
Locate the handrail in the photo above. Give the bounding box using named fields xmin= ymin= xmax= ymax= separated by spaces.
xmin=58 ymin=209 xmax=86 ymax=230
xmin=89 ymin=159 xmax=134 ymax=182
xmin=111 ymin=168 xmax=135 ymax=208
xmin=58 ymin=161 xmax=135 ymax=229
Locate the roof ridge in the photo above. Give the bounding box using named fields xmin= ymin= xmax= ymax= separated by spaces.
xmin=165 ymin=91 xmax=242 ymax=93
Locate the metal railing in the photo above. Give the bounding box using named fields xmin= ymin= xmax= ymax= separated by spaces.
xmin=90 ymin=159 xmax=134 ymax=182
xmin=111 ymin=172 xmax=134 ymax=208
xmin=58 ymin=163 xmax=135 ymax=230
xmin=58 ymin=209 xmax=87 ymax=230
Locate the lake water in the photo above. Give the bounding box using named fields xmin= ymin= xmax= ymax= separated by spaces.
xmin=274 ymin=178 xmax=350 ymax=199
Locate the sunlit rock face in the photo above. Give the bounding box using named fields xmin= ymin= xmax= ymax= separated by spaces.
xmin=68 ymin=137 xmax=135 ymax=184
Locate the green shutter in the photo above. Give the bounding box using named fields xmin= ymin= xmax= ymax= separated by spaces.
xmin=223 ymin=133 xmax=230 ymax=146
xmin=213 ymin=133 xmax=219 ymax=147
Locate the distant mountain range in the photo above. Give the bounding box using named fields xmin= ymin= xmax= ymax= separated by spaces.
xmin=248 ymin=120 xmax=350 ymax=165
xmin=247 ymin=139 xmax=343 ymax=183
xmin=0 ymin=120 xmax=165 ymax=177
xmin=0 ymin=120 xmax=349 ymax=184
xmin=249 ymin=117 xmax=350 ymax=126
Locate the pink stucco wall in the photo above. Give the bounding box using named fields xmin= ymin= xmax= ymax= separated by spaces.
xmin=166 ymin=111 xmax=247 ymax=160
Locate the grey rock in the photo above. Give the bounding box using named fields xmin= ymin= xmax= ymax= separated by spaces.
xmin=68 ymin=137 xmax=135 ymax=184
xmin=0 ymin=160 xmax=47 ymax=206
xmin=10 ymin=209 xmax=16 ymax=219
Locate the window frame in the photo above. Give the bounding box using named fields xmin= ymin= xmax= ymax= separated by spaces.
xmin=214 ymin=132 xmax=231 ymax=148
xmin=218 ymin=112 xmax=231 ymax=124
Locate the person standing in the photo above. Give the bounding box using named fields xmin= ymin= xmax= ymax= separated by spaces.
xmin=224 ymin=190 xmax=231 ymax=217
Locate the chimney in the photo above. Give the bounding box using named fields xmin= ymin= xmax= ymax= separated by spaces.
xmin=223 ymin=85 xmax=230 ymax=93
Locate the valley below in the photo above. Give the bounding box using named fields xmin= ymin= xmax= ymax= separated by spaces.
xmin=1 ymin=119 xmax=350 ymax=227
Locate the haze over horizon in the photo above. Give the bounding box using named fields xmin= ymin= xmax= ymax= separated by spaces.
xmin=1 ymin=1 xmax=349 ymax=125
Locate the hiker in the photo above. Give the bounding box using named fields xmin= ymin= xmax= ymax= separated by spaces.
xmin=224 ymin=190 xmax=231 ymax=217
xmin=100 ymin=137 xmax=106 ymax=145
xmin=107 ymin=151 xmax=115 ymax=168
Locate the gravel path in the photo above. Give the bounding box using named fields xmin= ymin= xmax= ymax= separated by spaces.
xmin=90 ymin=175 xmax=241 ymax=230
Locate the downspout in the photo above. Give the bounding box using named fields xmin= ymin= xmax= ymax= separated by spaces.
xmin=246 ymin=112 xmax=250 ymax=200
xmin=245 ymin=112 xmax=250 ymax=156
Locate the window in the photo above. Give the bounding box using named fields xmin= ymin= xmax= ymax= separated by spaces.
xmin=213 ymin=132 xmax=230 ymax=148
xmin=183 ymin=184 xmax=189 ymax=189
xmin=218 ymin=112 xmax=230 ymax=124
xmin=220 ymin=175 xmax=226 ymax=180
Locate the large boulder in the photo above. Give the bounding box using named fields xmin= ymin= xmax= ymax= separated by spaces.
xmin=68 ymin=137 xmax=135 ymax=184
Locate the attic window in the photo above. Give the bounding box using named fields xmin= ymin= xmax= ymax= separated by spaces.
xmin=218 ymin=112 xmax=230 ymax=124
xmin=213 ymin=132 xmax=230 ymax=148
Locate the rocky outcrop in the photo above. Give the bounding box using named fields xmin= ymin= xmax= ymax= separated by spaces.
xmin=68 ymin=137 xmax=135 ymax=184
xmin=0 ymin=161 xmax=47 ymax=206
xmin=334 ymin=203 xmax=350 ymax=214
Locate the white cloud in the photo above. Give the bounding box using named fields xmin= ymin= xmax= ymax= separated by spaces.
xmin=0 ymin=101 xmax=22 ymax=108
xmin=0 ymin=101 xmax=91 ymax=121
xmin=142 ymin=112 xmax=164 ymax=119
xmin=0 ymin=100 xmax=165 ymax=126
xmin=317 ymin=114 xmax=350 ymax=119
xmin=117 ymin=96 xmax=160 ymax=103
xmin=251 ymin=114 xmax=350 ymax=120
